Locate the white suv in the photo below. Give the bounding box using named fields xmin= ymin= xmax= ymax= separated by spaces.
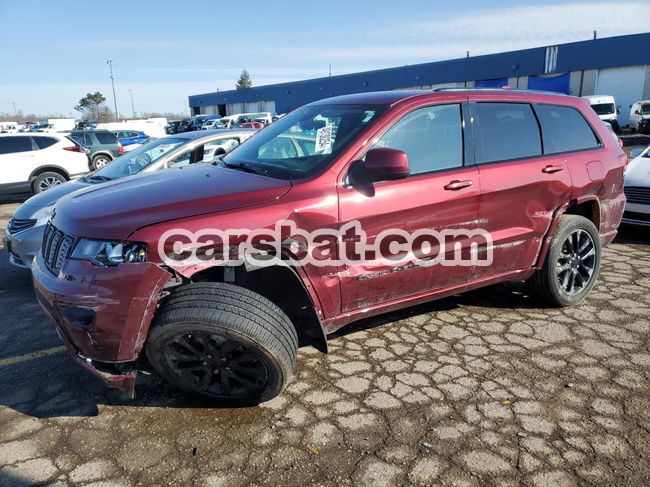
xmin=0 ymin=134 xmax=90 ymax=194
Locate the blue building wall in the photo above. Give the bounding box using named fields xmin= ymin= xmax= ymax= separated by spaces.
xmin=189 ymin=33 xmax=650 ymax=114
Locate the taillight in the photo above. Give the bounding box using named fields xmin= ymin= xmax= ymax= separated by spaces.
xmin=118 ymin=142 xmax=124 ymax=154
xmin=64 ymin=145 xmax=83 ymax=153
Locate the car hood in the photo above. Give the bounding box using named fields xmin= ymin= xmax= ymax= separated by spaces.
xmin=13 ymin=179 xmax=92 ymax=219
xmin=624 ymin=155 xmax=650 ymax=187
xmin=52 ymin=164 xmax=292 ymax=240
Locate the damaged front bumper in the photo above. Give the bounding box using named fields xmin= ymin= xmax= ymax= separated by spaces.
xmin=32 ymin=253 xmax=171 ymax=395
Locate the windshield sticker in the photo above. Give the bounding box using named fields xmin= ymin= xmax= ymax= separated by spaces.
xmin=315 ymin=125 xmax=333 ymax=153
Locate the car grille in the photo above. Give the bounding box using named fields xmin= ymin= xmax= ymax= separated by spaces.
xmin=7 ymin=218 xmax=36 ymax=235
xmin=624 ymin=186 xmax=650 ymax=205
xmin=42 ymin=223 xmax=76 ymax=274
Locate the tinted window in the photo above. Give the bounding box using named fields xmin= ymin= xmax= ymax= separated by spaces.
xmin=0 ymin=136 xmax=33 ymax=154
xmin=95 ymin=132 xmax=118 ymax=144
xmin=71 ymin=133 xmax=92 ymax=146
xmin=536 ymin=105 xmax=600 ymax=154
xmin=33 ymin=136 xmax=58 ymax=149
xmin=474 ymin=103 xmax=542 ymax=163
xmin=372 ymin=104 xmax=463 ymax=175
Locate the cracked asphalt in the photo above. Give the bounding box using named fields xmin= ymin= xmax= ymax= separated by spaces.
xmin=1 ymin=193 xmax=649 ymax=487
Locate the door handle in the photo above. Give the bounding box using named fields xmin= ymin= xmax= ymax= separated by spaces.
xmin=542 ymin=165 xmax=564 ymax=174
xmin=444 ymin=179 xmax=473 ymax=190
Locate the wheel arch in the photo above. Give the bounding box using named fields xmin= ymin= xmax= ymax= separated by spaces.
xmin=534 ymin=197 xmax=601 ymax=270
xmin=28 ymin=165 xmax=70 ymax=182
xmin=181 ymin=262 xmax=329 ymax=354
xmin=91 ymin=151 xmax=114 ymax=161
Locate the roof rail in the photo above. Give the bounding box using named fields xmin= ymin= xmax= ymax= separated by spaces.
xmin=432 ymin=87 xmax=568 ymax=96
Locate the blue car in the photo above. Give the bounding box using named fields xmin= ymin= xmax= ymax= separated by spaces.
xmin=113 ymin=130 xmax=150 ymax=147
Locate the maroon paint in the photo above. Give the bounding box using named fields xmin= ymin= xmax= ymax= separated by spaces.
xmin=32 ymin=90 xmax=625 ymax=394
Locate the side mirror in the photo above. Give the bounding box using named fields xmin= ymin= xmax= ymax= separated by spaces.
xmin=630 ymin=148 xmax=644 ymax=159
xmin=363 ymin=148 xmax=410 ymax=182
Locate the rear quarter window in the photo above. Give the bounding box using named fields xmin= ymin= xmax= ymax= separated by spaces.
xmin=473 ymin=103 xmax=542 ymax=164
xmin=33 ymin=136 xmax=58 ymax=149
xmin=535 ymin=104 xmax=600 ymax=154
xmin=95 ymin=132 xmax=118 ymax=144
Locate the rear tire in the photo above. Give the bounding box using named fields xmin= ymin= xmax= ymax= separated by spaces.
xmin=32 ymin=171 xmax=66 ymax=193
xmin=529 ymin=215 xmax=601 ymax=307
xmin=92 ymin=154 xmax=111 ymax=170
xmin=146 ymin=282 xmax=298 ymax=405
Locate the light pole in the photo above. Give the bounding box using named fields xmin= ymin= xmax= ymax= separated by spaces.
xmin=129 ymin=89 xmax=135 ymax=118
xmin=12 ymin=102 xmax=16 ymax=117
xmin=107 ymin=60 xmax=119 ymax=121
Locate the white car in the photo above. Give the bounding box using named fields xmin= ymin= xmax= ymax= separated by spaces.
xmin=0 ymin=133 xmax=90 ymax=194
xmin=623 ymin=145 xmax=650 ymax=226
xmin=201 ymin=119 xmax=220 ymax=130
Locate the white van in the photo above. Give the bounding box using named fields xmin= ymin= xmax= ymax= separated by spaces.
xmin=582 ymin=95 xmax=620 ymax=132
xmin=629 ymin=100 xmax=650 ymax=134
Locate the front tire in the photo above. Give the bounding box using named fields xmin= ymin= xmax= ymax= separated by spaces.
xmin=146 ymin=282 xmax=298 ymax=405
xmin=32 ymin=171 xmax=66 ymax=193
xmin=528 ymin=215 xmax=601 ymax=307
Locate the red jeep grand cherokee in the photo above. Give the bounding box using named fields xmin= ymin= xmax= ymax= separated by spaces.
xmin=33 ymin=89 xmax=626 ymax=404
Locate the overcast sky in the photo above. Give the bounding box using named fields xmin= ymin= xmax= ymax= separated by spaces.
xmin=0 ymin=0 xmax=647 ymax=117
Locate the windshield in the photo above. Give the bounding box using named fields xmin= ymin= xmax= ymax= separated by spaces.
xmin=215 ymin=120 xmax=230 ymax=128
xmin=90 ymin=137 xmax=186 ymax=180
xmin=222 ymin=104 xmax=386 ymax=179
xmin=591 ymin=103 xmax=615 ymax=115
xmin=640 ymin=104 xmax=650 ymax=115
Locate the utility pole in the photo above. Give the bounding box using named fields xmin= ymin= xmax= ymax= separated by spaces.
xmin=107 ymin=60 xmax=119 ymax=121
xmin=12 ymin=102 xmax=16 ymax=117
xmin=593 ymin=30 xmax=597 ymax=40
xmin=129 ymin=89 xmax=135 ymax=118
xmin=329 ymin=64 xmax=332 ymax=77
xmin=466 ymin=51 xmax=470 ymax=58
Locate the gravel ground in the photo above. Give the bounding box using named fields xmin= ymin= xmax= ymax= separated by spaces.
xmin=0 ymin=157 xmax=649 ymax=486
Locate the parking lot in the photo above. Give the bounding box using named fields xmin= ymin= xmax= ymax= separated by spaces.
xmin=0 ymin=186 xmax=649 ymax=486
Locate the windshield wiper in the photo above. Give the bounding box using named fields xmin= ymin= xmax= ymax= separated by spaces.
xmin=221 ymin=161 xmax=268 ymax=176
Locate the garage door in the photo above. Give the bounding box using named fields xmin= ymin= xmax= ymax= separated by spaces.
xmin=595 ymin=66 xmax=645 ymax=126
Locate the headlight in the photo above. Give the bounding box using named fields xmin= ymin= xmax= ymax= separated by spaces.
xmin=33 ymin=205 xmax=55 ymax=226
xmin=71 ymin=239 xmax=147 ymax=266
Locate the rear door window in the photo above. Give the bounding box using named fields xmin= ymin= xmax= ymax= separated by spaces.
xmin=95 ymin=132 xmax=118 ymax=144
xmin=0 ymin=136 xmax=34 ymax=154
xmin=535 ymin=104 xmax=600 ymax=154
xmin=371 ymin=103 xmax=463 ymax=175
xmin=473 ymin=103 xmax=542 ymax=164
